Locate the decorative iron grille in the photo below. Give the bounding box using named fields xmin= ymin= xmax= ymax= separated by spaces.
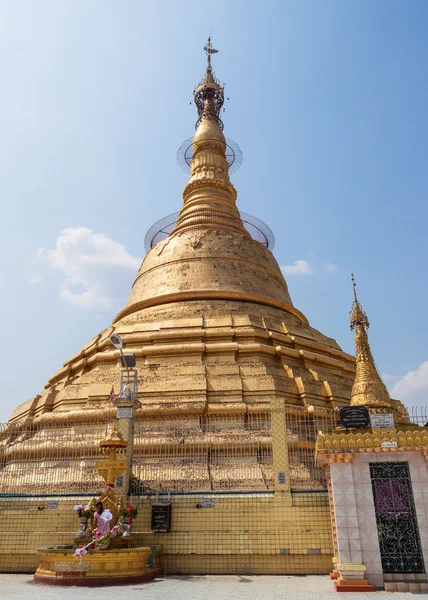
xmin=370 ymin=461 xmax=425 ymax=574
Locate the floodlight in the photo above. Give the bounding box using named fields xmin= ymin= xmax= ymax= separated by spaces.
xmin=110 ymin=333 xmax=123 ymax=349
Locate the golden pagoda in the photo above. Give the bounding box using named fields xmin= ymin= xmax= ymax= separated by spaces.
xmin=349 ymin=274 xmax=407 ymax=421
xmin=1 ymin=39 xmax=373 ymax=576
xmin=10 ymin=40 xmax=356 ymax=426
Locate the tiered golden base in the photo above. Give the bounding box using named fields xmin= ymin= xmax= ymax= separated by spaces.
xmin=34 ymin=546 xmax=162 ymax=587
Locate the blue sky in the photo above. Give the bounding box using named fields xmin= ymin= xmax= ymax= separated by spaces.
xmin=0 ymin=0 xmax=427 ymax=422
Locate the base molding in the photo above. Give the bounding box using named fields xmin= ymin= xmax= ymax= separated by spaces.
xmin=34 ymin=566 xmax=163 ymax=587
xmin=334 ymin=581 xmax=374 ymax=592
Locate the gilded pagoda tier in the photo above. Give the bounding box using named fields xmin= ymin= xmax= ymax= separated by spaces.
xmin=11 ymin=300 xmax=356 ymax=423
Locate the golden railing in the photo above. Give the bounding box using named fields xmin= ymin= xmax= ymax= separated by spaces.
xmin=0 ymin=420 xmax=113 ymax=495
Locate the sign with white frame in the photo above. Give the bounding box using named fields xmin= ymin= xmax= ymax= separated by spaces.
xmin=371 ymin=413 xmax=394 ymax=429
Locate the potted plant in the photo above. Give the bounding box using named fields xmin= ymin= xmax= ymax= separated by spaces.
xmin=74 ymin=504 xmax=92 ymax=537
xmin=118 ymin=504 xmax=138 ymax=537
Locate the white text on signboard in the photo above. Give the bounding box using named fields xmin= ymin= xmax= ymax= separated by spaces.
xmin=201 ymin=498 xmax=215 ymax=508
xmin=371 ymin=413 xmax=394 ymax=429
xmin=381 ymin=441 xmax=398 ymax=448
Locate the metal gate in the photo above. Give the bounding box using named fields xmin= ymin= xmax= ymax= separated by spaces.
xmin=370 ymin=461 xmax=425 ymax=574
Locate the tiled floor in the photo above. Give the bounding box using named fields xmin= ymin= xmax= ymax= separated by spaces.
xmin=2 ymin=574 xmax=428 ymax=600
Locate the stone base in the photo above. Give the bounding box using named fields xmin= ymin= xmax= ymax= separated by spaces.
xmin=34 ymin=545 xmax=160 ymax=587
xmin=384 ymin=582 xmax=428 ymax=593
xmin=383 ymin=572 xmax=428 ymax=592
xmin=34 ymin=566 xmax=163 ymax=587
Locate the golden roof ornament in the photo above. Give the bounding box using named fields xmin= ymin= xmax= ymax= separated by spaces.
xmin=172 ymin=37 xmax=248 ymax=237
xmin=99 ymin=428 xmax=128 ymax=452
xmin=204 ymin=36 xmax=218 ymax=71
xmin=193 ymin=36 xmax=224 ymax=129
xmin=349 ymin=274 xmax=393 ymax=410
xmin=96 ymin=426 xmax=127 ymax=489
xmin=350 ymin=273 xmax=369 ymax=331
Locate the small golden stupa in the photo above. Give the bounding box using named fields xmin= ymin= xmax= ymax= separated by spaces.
xmin=349 ymin=274 xmax=407 ymax=421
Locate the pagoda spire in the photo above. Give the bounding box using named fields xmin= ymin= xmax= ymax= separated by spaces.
xmin=349 ymin=274 xmax=393 ymax=408
xmin=172 ymin=38 xmax=248 ymax=236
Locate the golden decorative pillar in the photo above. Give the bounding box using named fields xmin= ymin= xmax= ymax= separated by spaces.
xmin=270 ymin=397 xmax=291 ymax=501
xmin=114 ymin=396 xmax=141 ymax=497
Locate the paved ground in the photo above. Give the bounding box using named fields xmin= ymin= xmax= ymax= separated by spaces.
xmin=2 ymin=574 xmax=428 ymax=600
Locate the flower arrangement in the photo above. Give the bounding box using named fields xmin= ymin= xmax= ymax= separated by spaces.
xmin=74 ymin=524 xmax=123 ymax=559
xmin=74 ymin=504 xmax=92 ymax=519
xmin=118 ymin=504 xmax=138 ymax=520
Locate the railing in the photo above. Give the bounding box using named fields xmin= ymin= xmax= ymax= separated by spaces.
xmin=1 ymin=406 xmax=425 ymax=496
xmin=132 ymin=413 xmax=273 ymax=493
xmin=131 ymin=409 xmax=340 ymax=493
xmin=285 ymin=409 xmax=338 ymax=491
xmin=0 ymin=420 xmax=113 ymax=495
xmin=408 ymin=406 xmax=428 ymax=428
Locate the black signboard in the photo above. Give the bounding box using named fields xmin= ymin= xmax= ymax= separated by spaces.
xmin=340 ymin=406 xmax=370 ymax=429
xmin=151 ymin=503 xmax=172 ymax=533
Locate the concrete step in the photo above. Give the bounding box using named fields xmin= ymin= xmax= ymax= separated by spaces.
xmin=384 ymin=582 xmax=428 ymax=593
xmin=384 ymin=573 xmax=427 ymax=582
xmin=334 ymin=582 xmax=374 ymax=592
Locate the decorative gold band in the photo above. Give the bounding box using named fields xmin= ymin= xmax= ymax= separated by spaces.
xmin=113 ymin=290 xmax=308 ymax=325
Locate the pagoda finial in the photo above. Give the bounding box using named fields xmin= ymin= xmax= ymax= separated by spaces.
xmin=352 ymin=272 xmax=357 ymax=302
xmin=349 ymin=274 xmax=392 ymax=409
xmin=204 ymin=35 xmax=218 ymax=74
xmin=193 ymin=36 xmax=225 ymax=130
xmin=350 ymin=273 xmax=370 ymax=330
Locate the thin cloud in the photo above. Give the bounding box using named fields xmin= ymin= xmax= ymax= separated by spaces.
xmin=281 ymin=260 xmax=313 ymax=276
xmin=382 ymin=373 xmax=399 ymax=383
xmin=30 ymin=275 xmax=42 ymax=285
xmin=326 ymin=263 xmax=338 ymax=273
xmin=38 ymin=226 xmax=141 ymax=309
xmin=391 ymin=361 xmax=428 ymax=402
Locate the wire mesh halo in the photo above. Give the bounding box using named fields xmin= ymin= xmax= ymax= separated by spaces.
xmin=177 ymin=137 xmax=243 ymax=174
xmin=144 ymin=211 xmax=274 ymax=252
xmin=239 ymin=212 xmax=275 ymax=250
xmin=144 ymin=213 xmax=179 ymax=252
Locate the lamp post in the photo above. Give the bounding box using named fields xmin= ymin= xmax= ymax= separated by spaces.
xmin=109 ymin=333 xmax=141 ymax=499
